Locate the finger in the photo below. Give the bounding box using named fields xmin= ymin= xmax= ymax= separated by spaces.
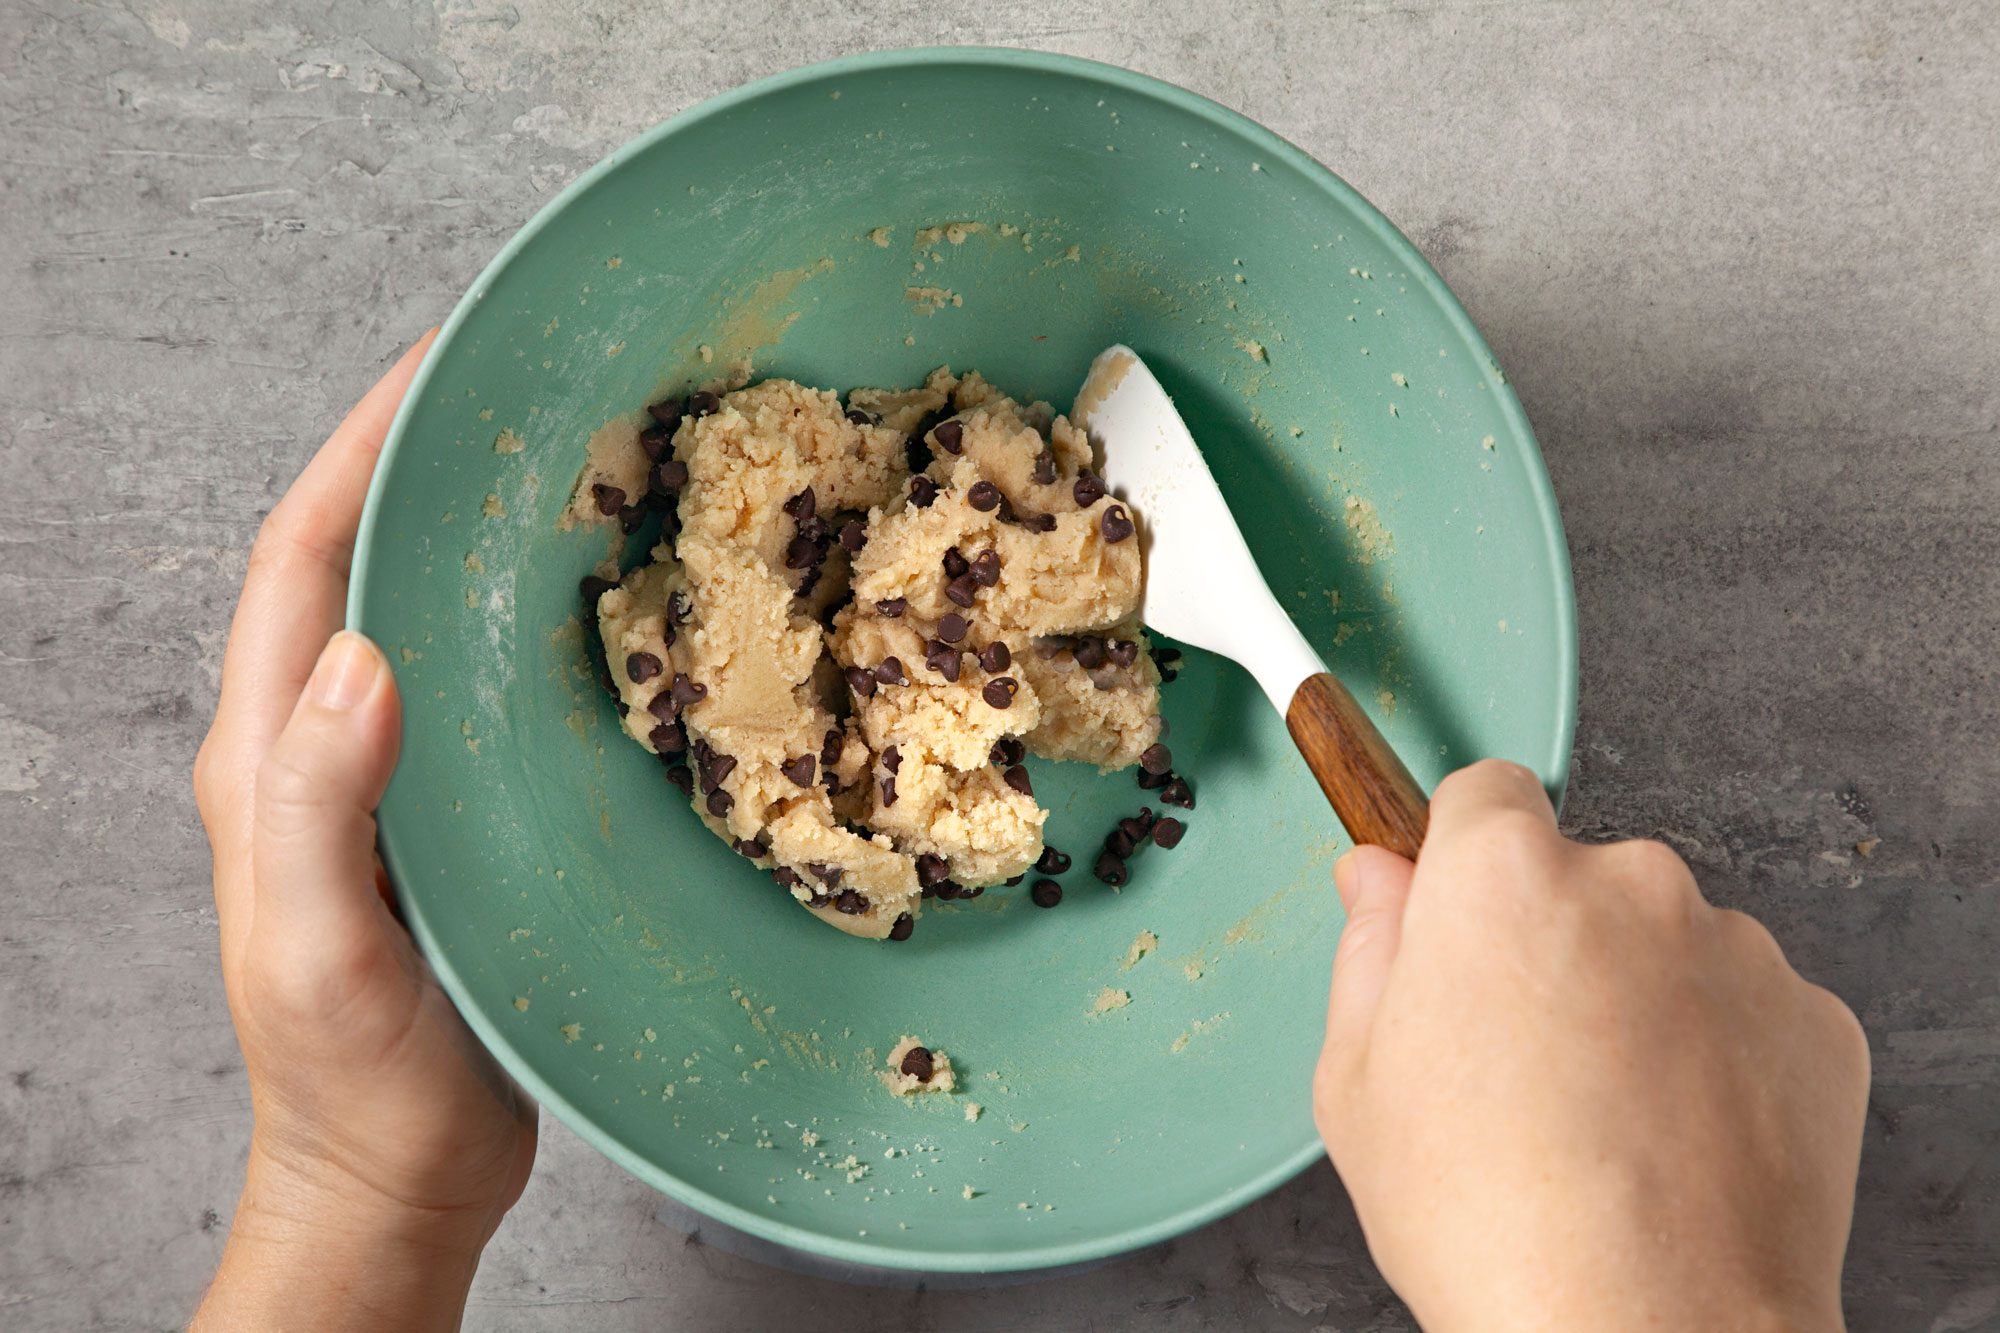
xmin=1322 ymin=845 xmax=1417 ymax=1070
xmin=248 ymin=632 xmax=404 ymax=986
xmin=1426 ymin=757 xmax=1557 ymax=834
xmin=211 ymin=331 xmax=437 ymax=801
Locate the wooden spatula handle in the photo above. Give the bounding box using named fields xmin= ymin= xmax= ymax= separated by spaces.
xmin=1284 ymin=672 xmax=1429 ymax=860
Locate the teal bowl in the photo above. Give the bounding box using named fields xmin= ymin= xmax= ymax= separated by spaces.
xmin=351 ymin=47 xmax=1575 ymax=1272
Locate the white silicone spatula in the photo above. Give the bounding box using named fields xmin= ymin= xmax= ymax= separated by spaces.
xmin=1074 ymin=345 xmax=1429 ymax=858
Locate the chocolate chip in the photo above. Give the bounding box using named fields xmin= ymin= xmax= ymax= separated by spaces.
xmin=964 ymin=884 xmax=986 ymax=899
xmin=667 ymin=592 xmax=692 ymax=626
xmin=773 ymin=866 xmax=800 ymax=889
xmin=1105 ymin=827 xmax=1137 ymax=858
xmin=783 ymin=487 xmax=817 ymax=521
xmin=1140 ymin=742 xmax=1172 ymax=775
xmin=932 ymin=420 xmax=963 ymax=454
xmin=664 ymin=763 xmax=694 ymax=794
xmin=639 ymin=423 xmax=670 ymax=461
xmin=926 ymin=640 xmax=961 ymax=681
xmin=706 ymin=788 xmax=734 ymax=816
xmin=652 ymin=459 xmax=689 ymax=494
xmin=846 ymin=666 xmax=877 ymax=699
xmin=909 ymin=475 xmax=938 ymax=507
xmin=932 ymin=879 xmax=964 ymax=900
xmin=1118 ymin=815 xmax=1150 ymax=844
xmin=889 ymin=913 xmax=914 ymax=941
xmin=994 ymin=493 xmax=1018 ymax=523
xmin=580 ymin=574 xmax=615 ymax=605
xmin=978 ymin=641 xmax=1010 ymax=673
xmin=732 ymin=838 xmax=763 ymax=859
xmin=648 ymin=722 xmax=685 ymax=754
xmin=807 ymin=862 xmax=843 ymax=887
xmin=1033 ymin=450 xmax=1057 ymax=484
xmin=646 ymin=693 xmax=679 ymax=722
xmin=943 ymin=547 xmax=970 ymax=578
xmin=1074 ymin=473 xmax=1106 ymax=507
xmin=1074 ymin=636 xmax=1106 ymax=669
xmin=617 ymin=504 xmax=646 ymax=534
xmin=1031 ymin=879 xmax=1063 ymax=908
xmin=794 ymin=565 xmax=823 ymax=601
xmin=1093 ymin=850 xmax=1129 ymax=886
xmin=875 ymin=657 xmax=908 ymax=686
xmin=990 ymin=736 xmax=1025 ymax=767
xmin=1107 ymin=639 xmax=1139 ymax=668
xmin=698 ymin=751 xmax=736 ymax=793
xmin=784 ymin=534 xmax=820 ymax=569
xmin=808 ymin=890 xmax=833 ymax=908
xmin=1101 ymin=504 xmax=1134 ymax=542
xmin=1152 ymin=817 xmax=1185 ymax=849
xmin=938 ymin=613 xmax=968 ymax=643
xmin=1136 ymin=806 xmax=1157 ymax=833
xmin=1035 ymin=845 xmax=1071 ymax=874
xmin=900 ymin=1045 xmax=935 ymax=1080
xmin=687 ymin=390 xmax=720 ymax=418
xmin=905 ymin=434 xmax=932 ymax=472
xmin=1022 ymin=511 xmax=1057 ymax=533
xmin=624 ymin=652 xmax=662 ymax=684
xmin=1161 ymin=775 xmax=1195 ymax=809
xmin=781 ymin=755 xmax=816 ymax=787
xmin=982 ymin=677 xmax=1018 ymax=708
xmin=968 ymin=480 xmax=1001 ymax=512
xmin=877 ymin=597 xmax=907 ymax=617
xmin=648 ymin=398 xmax=686 ymax=430
xmin=1003 ymin=765 xmax=1033 ymax=796
xmin=839 ymin=519 xmax=866 ymax=553
xmin=846 ymin=407 xmax=879 ymax=426
xmin=835 ymin=889 xmax=867 ymax=915
xmin=670 ymin=674 xmax=706 ymax=707
xmin=915 ymin=853 xmax=950 ymax=887
xmin=882 ymin=744 xmax=901 ymax=773
xmin=1005 ymin=873 xmax=1025 ymax=886
xmin=879 ymin=774 xmax=897 ymax=806
xmin=592 ymin=482 xmax=627 ymax=516
xmin=1137 ymin=766 xmax=1171 ymax=790
xmin=821 ymin=728 xmax=844 ymax=767
xmin=1155 ymin=647 xmax=1183 ymax=669
xmin=971 ymin=550 xmax=1001 ymax=588
xmin=944 ymin=574 xmax=977 ymax=608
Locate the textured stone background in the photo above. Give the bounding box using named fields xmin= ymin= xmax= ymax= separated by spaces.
xmin=3 ymin=1 xmax=1996 ymax=1328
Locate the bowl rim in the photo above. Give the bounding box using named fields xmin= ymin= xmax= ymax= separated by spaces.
xmin=350 ymin=44 xmax=1580 ymax=1274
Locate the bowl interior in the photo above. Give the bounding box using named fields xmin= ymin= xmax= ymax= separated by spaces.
xmin=353 ymin=48 xmax=1574 ymax=1272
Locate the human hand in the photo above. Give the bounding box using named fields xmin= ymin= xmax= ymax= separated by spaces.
xmin=192 ymin=333 xmax=537 ymax=1330
xmin=1315 ymin=760 xmax=1869 ymax=1333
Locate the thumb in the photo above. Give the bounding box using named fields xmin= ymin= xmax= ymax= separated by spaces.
xmin=1322 ymin=845 xmax=1417 ymax=1069
xmin=251 ymin=632 xmax=403 ymax=959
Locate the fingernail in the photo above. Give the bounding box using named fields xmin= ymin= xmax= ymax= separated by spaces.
xmin=1333 ymin=849 xmax=1358 ymax=898
xmin=307 ymin=632 xmax=381 ymax=711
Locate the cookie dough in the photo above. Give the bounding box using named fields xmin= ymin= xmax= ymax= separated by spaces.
xmin=588 ymin=369 xmax=1164 ymax=939
xmin=880 ymin=1036 xmax=956 ymax=1094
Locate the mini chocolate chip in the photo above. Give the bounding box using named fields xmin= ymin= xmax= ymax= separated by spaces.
xmin=900 ymin=1045 xmax=935 ymax=1080
xmin=1152 ymin=817 xmax=1186 ymax=849
xmin=1155 ymin=647 xmax=1184 ymax=668
xmin=706 ymin=788 xmax=734 ymax=816
xmin=580 ymin=574 xmax=615 ymax=605
xmin=982 ymin=677 xmax=1018 ymax=708
xmin=617 ymin=504 xmax=645 ymax=534
xmin=1074 ymin=473 xmax=1106 ymax=507
xmin=882 ymin=744 xmax=901 ymax=773
xmin=664 ymin=763 xmax=694 ymax=794
xmin=1107 ymin=639 xmax=1139 ymax=668
xmin=846 ymin=666 xmax=877 ymax=699
xmin=915 ymin=853 xmax=950 ymax=887
xmin=625 ymin=652 xmax=663 ymax=684
xmin=971 ymin=550 xmax=1001 ymax=588
xmin=784 ymin=534 xmax=819 ymax=569
xmin=909 ymin=475 xmax=938 ymax=507
xmin=808 ymin=862 xmax=844 ymax=886
xmin=1140 ymin=742 xmax=1173 ymax=775
xmin=1003 ymin=765 xmax=1033 ymax=796
xmin=1101 ymin=504 xmax=1134 ymax=542
xmin=1137 ymin=766 xmax=1171 ymax=790
xmin=879 ymin=774 xmax=897 ymax=806
xmin=846 ymin=407 xmax=879 ymax=426
xmin=648 ymin=398 xmax=686 ymax=430
xmin=652 ymin=459 xmax=689 ymax=493
xmin=1035 ymin=845 xmax=1071 ymax=874
xmin=808 ymin=890 xmax=833 ymax=908
xmin=943 ymin=547 xmax=970 ymax=578
xmin=877 ymin=597 xmax=907 ymax=617
xmin=699 ymin=752 xmax=737 ymax=793
xmin=1136 ymin=806 xmax=1157 ymax=832
xmin=1004 ymin=873 xmax=1025 ymax=886
xmin=1161 ymin=775 xmax=1195 ymax=809
xmin=932 ymin=420 xmax=964 ymax=454
xmin=964 ymin=884 xmax=986 ymax=899
xmin=839 ymin=519 xmax=866 ymax=553
xmin=932 ymin=879 xmax=963 ymax=900
xmin=905 ymin=434 xmax=932 ymax=472
xmin=646 ymin=693 xmax=679 ymax=722
xmin=732 ymin=838 xmax=763 ymax=859
xmin=648 ymin=722 xmax=685 ymax=754
xmin=773 ymin=866 xmax=800 ymax=889
xmin=835 ymin=889 xmax=867 ymax=915
xmin=1022 ymin=511 xmax=1057 ymax=533
xmin=667 ymin=592 xmax=692 ymax=625
xmin=1074 ymin=636 xmax=1106 ymax=669
xmin=994 ymin=493 xmax=1018 ymax=524
xmin=780 ymin=755 xmax=816 ymax=787
xmin=687 ymin=390 xmax=720 ymax=417
xmin=875 ymin=657 xmax=908 ymax=686
xmin=670 ymin=674 xmax=707 ymax=707
xmin=821 ymin=728 xmax=844 ymax=766
xmin=978 ymin=641 xmax=1010 ymax=673
xmin=926 ymin=640 xmax=962 ymax=681
xmin=1118 ymin=815 xmax=1150 ymax=844
xmin=990 ymin=736 xmax=1025 ymax=767
xmin=889 ymin=913 xmax=914 ymax=941
xmin=944 ymin=574 xmax=978 ymax=607
xmin=1031 ymin=879 xmax=1063 ymax=908
xmin=592 ymin=482 xmax=626 ymax=516
xmin=1105 ymin=827 xmax=1137 ymax=858
xmin=1093 ymin=850 xmax=1129 ymax=886
xmin=938 ymin=613 xmax=968 ymax=643
xmin=1032 ymin=450 xmax=1057 ymax=484
xmin=794 ymin=565 xmax=823 ymax=601
xmin=968 ymin=480 xmax=1001 ymax=511
xmin=639 ymin=423 xmax=670 ymax=461
xmin=783 ymin=487 xmax=817 ymax=521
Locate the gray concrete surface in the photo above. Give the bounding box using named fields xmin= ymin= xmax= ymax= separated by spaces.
xmin=4 ymin=1 xmax=1996 ymax=1328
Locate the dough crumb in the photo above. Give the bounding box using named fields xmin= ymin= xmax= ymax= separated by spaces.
xmin=869 ymin=226 xmax=893 ymax=247
xmin=698 ymin=344 xmax=714 ymax=363
xmin=1183 ymin=961 xmax=1204 ymax=982
xmin=560 ymin=1023 xmax=583 ymax=1043
xmin=1124 ymin=930 xmax=1159 ymax=969
xmin=494 ymin=429 xmax=525 ymax=454
xmin=512 ymin=996 xmax=530 ymax=1012
xmin=1855 ymin=838 xmax=1881 ymax=857
xmin=481 ymin=493 xmax=505 ymax=518
xmin=962 ymin=1185 xmax=978 ymax=1200
xmin=1091 ymin=987 xmax=1131 ymax=1015
xmin=881 ymin=1036 xmax=957 ymax=1094
xmin=1238 ymin=339 xmax=1267 ymax=362
xmin=964 ymin=1102 xmax=982 ymax=1122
